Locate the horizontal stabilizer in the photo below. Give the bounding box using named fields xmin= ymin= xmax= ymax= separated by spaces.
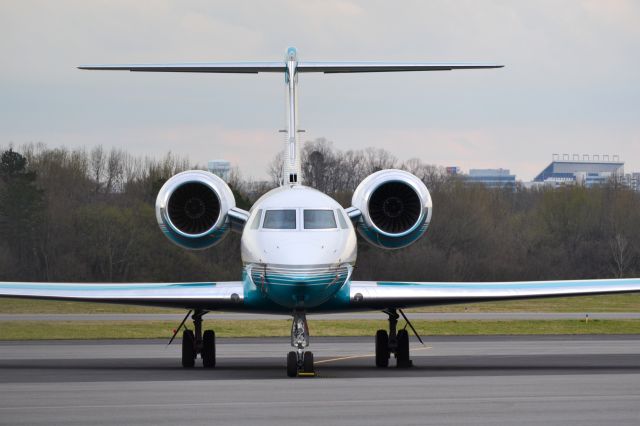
xmin=79 ymin=61 xmax=503 ymax=74
xmin=78 ymin=62 xmax=286 ymax=73
xmin=297 ymin=62 xmax=503 ymax=73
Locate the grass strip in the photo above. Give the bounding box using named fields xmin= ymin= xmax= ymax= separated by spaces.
xmin=1 ymin=319 xmax=640 ymax=340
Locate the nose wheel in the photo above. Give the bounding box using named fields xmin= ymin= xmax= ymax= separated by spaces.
xmin=287 ymin=311 xmax=315 ymax=377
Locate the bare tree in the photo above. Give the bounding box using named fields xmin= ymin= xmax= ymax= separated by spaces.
xmin=610 ymin=233 xmax=631 ymax=278
xmin=105 ymin=149 xmax=125 ymax=193
xmin=268 ymin=150 xmax=284 ymax=187
xmin=90 ymin=146 xmax=105 ymax=193
xmin=364 ymin=147 xmax=397 ymax=173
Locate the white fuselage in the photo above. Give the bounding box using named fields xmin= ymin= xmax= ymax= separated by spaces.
xmin=240 ymin=185 xmax=357 ymax=309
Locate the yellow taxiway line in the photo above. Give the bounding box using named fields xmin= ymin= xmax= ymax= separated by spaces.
xmin=315 ymin=346 xmax=432 ymax=365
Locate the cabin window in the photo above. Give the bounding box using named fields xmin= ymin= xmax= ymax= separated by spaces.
xmin=336 ymin=209 xmax=349 ymax=229
xmin=250 ymin=209 xmax=262 ymax=230
xmin=304 ymin=210 xmax=337 ymax=229
xmin=263 ymin=209 xmax=297 ymax=229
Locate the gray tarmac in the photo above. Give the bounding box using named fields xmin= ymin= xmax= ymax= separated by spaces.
xmin=1 ymin=335 xmax=640 ymax=425
xmin=2 ymin=311 xmax=640 ymax=321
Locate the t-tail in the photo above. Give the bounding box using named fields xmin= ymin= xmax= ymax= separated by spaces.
xmin=79 ymin=47 xmax=503 ymax=186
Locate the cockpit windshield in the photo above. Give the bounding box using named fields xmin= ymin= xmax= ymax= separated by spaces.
xmin=263 ymin=209 xmax=297 ymax=229
xmin=304 ymin=210 xmax=337 ymax=229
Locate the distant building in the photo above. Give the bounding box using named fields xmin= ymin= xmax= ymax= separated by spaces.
xmin=532 ymin=154 xmax=624 ymax=187
xmin=445 ymin=166 xmax=460 ymax=176
xmin=623 ymin=172 xmax=640 ymax=191
xmin=207 ymin=160 xmax=231 ymax=182
xmin=466 ymin=168 xmax=516 ymax=188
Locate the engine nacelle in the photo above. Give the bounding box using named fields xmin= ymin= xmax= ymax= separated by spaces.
xmin=351 ymin=169 xmax=432 ymax=249
xmin=155 ymin=170 xmax=235 ymax=250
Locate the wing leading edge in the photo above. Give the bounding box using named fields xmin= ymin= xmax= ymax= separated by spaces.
xmin=349 ymin=278 xmax=640 ymax=310
xmin=0 ymin=281 xmax=244 ymax=310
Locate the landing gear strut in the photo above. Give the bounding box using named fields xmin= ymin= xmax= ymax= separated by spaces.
xmin=375 ymin=308 xmax=412 ymax=368
xmin=286 ymin=311 xmax=315 ymax=377
xmin=181 ymin=310 xmax=216 ymax=368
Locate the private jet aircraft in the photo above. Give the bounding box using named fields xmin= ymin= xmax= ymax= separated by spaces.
xmin=2 ymin=48 xmax=640 ymax=377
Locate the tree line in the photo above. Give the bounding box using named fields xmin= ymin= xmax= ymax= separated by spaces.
xmin=0 ymin=140 xmax=639 ymax=283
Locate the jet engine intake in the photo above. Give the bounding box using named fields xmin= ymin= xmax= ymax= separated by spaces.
xmin=156 ymin=170 xmax=235 ymax=250
xmin=351 ymin=169 xmax=432 ymax=249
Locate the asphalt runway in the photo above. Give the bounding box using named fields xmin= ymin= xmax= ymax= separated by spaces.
xmin=1 ymin=336 xmax=639 ymax=425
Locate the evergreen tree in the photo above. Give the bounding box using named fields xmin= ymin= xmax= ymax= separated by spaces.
xmin=0 ymin=149 xmax=45 ymax=280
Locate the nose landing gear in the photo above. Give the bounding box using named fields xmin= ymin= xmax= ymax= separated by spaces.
xmin=286 ymin=311 xmax=315 ymax=377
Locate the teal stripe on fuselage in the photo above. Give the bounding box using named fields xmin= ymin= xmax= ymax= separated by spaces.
xmin=247 ymin=265 xmax=350 ymax=309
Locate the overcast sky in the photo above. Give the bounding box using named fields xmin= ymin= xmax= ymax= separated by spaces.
xmin=1 ymin=0 xmax=639 ymax=181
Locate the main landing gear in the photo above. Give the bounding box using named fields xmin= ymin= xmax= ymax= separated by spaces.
xmin=180 ymin=310 xmax=216 ymax=369
xmin=286 ymin=311 xmax=315 ymax=377
xmin=375 ymin=308 xmax=413 ymax=368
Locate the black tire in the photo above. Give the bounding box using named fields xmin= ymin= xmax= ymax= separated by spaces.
xmin=287 ymin=351 xmax=298 ymax=377
xmin=375 ymin=329 xmax=389 ymax=367
xmin=303 ymin=351 xmax=314 ymax=373
xmin=396 ymin=329 xmax=410 ymax=368
xmin=182 ymin=329 xmax=195 ymax=368
xmin=202 ymin=329 xmax=216 ymax=368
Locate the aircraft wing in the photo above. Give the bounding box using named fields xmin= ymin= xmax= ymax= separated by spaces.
xmin=0 ymin=281 xmax=244 ymax=310
xmin=348 ymin=278 xmax=640 ymax=310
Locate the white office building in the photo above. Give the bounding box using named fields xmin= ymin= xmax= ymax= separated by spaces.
xmin=532 ymin=154 xmax=624 ymax=188
xmin=207 ymin=160 xmax=231 ymax=182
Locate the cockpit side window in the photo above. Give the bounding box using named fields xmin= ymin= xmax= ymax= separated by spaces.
xmin=336 ymin=209 xmax=349 ymax=229
xmin=250 ymin=209 xmax=263 ymax=230
xmin=304 ymin=210 xmax=337 ymax=229
xmin=263 ymin=209 xmax=297 ymax=229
